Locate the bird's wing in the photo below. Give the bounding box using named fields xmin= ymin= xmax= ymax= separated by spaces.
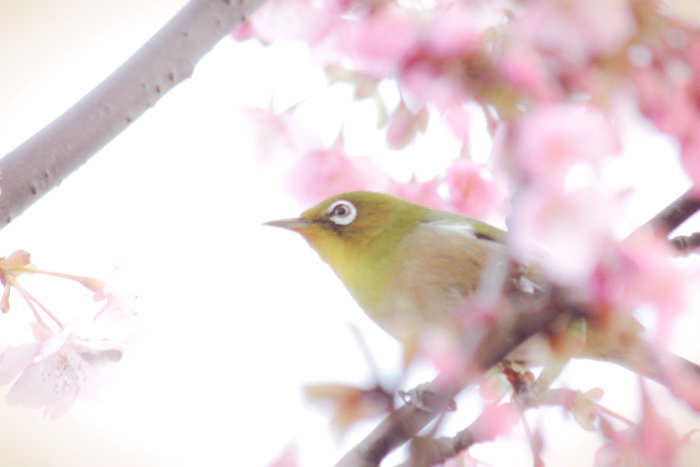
xmin=420 ymin=210 xmax=508 ymax=243
xmin=413 ymin=219 xmax=558 ymax=368
xmin=387 ymin=218 xmax=536 ymax=321
xmin=372 ymin=214 xmax=548 ymax=345
xmin=422 ymin=218 xmax=548 ymax=297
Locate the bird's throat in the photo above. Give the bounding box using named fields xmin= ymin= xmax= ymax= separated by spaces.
xmin=307 ymin=233 xmax=393 ymax=320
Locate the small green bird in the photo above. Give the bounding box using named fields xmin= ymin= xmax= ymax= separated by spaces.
xmin=265 ymin=191 xmax=686 ymax=384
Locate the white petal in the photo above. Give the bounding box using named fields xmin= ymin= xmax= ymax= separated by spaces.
xmin=0 ymin=343 xmax=39 ymax=384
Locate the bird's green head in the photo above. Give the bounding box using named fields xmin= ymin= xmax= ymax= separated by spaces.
xmin=265 ymin=191 xmax=425 ymax=256
xmin=265 ymin=191 xmax=427 ymax=306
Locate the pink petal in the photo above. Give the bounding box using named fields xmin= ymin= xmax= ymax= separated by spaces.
xmin=386 ymin=103 xmax=428 ymax=150
xmin=446 ymin=159 xmax=503 ymax=217
xmin=285 ymin=144 xmax=390 ymax=205
xmin=231 ymin=20 xmax=256 ymax=41
xmin=513 ymin=104 xmax=619 ymax=187
xmin=246 ymin=0 xmax=337 ymax=44
xmin=37 ymin=325 xmax=74 ymax=362
xmin=478 ymin=403 xmax=519 ymax=440
xmin=681 ymin=123 xmax=700 ymax=184
xmin=0 ymin=343 xmax=39 ymax=384
xmin=388 ymin=179 xmax=451 ymax=211
xmin=0 ymin=250 xmax=31 ymax=270
xmin=509 ymin=185 xmax=619 ymax=284
xmin=425 ymin=5 xmax=480 ymax=59
xmin=7 ymin=357 xmax=80 ymax=419
xmin=443 ymin=105 xmax=470 ymax=141
xmin=345 ymin=5 xmax=420 ymax=77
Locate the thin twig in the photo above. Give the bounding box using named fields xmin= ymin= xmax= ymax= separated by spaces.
xmin=518 ymin=408 xmax=544 ymax=467
xmin=397 ymin=403 xmax=519 ymax=467
xmin=335 ymin=289 xmax=573 ymax=467
xmin=594 ymin=402 xmax=635 ymax=427
xmin=396 ymin=387 xmax=634 ymax=467
xmin=670 ymin=232 xmax=700 ymax=255
xmin=348 ymin=323 xmax=385 ymax=387
xmin=9 ymin=279 xmax=63 ymax=327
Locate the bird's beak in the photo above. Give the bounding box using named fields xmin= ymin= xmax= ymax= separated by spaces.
xmin=263 ymin=217 xmax=311 ymax=232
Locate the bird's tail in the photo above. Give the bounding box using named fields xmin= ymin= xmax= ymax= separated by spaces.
xmin=596 ymin=338 xmax=700 ymax=410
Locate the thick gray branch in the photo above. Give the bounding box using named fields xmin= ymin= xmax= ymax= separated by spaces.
xmin=0 ymin=0 xmax=264 ymax=228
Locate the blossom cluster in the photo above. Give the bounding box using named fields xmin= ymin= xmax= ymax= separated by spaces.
xmin=0 ymin=250 xmax=137 ymax=419
xmin=237 ymin=0 xmax=700 ymax=464
xmin=239 ymin=0 xmax=700 ymax=222
xmin=240 ymin=0 xmax=698 ymax=320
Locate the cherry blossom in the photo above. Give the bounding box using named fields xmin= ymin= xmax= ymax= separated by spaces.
xmin=595 ymin=385 xmax=693 ymax=467
xmin=239 ymin=1 xmax=700 ymax=464
xmin=496 ymin=39 xmax=556 ymax=101
xmin=0 ymin=251 xmax=137 ymax=418
xmin=285 ymin=143 xmax=391 ymax=204
xmin=446 ymin=158 xmax=503 ymax=218
xmin=385 ymin=102 xmax=428 ymax=150
xmin=475 ymin=403 xmax=520 ymax=440
xmin=681 ymin=122 xmax=700 ymax=185
xmin=422 ymin=3 xmax=482 ymax=60
xmin=0 ymin=322 xmax=124 ymax=419
xmin=344 ymin=5 xmax=420 ymax=77
xmin=510 ymin=104 xmax=620 ymax=188
xmin=590 ymin=231 xmax=687 ymax=343
xmin=387 ymin=178 xmax=451 ymax=212
xmin=442 ymin=105 xmax=470 ymax=141
xmin=419 ymin=326 xmax=466 ymax=383
xmin=242 ymin=106 xmax=324 ymax=165
xmin=238 ymin=0 xmax=337 ymax=45
xmin=508 ymin=185 xmax=620 ymax=284
xmin=517 ymin=0 xmax=636 ymax=65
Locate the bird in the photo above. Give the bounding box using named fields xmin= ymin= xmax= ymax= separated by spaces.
xmin=265 ymin=190 xmax=699 ymax=391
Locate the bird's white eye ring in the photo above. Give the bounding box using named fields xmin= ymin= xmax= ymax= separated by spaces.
xmin=327 ymin=200 xmax=357 ymax=226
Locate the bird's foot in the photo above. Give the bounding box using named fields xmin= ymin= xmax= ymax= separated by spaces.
xmin=399 ymin=383 xmax=457 ymax=413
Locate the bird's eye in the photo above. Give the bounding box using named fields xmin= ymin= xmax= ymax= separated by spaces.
xmin=327 ymin=200 xmax=357 ymax=226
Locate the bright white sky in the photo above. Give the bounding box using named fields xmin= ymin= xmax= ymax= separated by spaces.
xmin=1 ymin=1 xmax=699 ymax=466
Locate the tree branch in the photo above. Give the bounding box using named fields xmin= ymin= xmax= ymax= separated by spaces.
xmin=397 ymin=403 xmax=518 ymax=467
xmin=0 ymin=0 xmax=265 ymax=229
xmin=636 ymin=187 xmax=700 ymax=237
xmin=396 ymin=388 xmax=617 ymax=467
xmin=335 ymin=291 xmax=575 ymax=467
xmin=670 ymin=232 xmax=700 ymax=255
xmin=336 ymin=185 xmax=700 ymax=467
